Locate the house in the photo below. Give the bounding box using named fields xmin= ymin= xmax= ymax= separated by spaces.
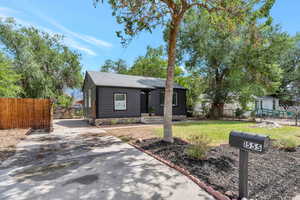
xmin=255 ymin=95 xmax=280 ymax=111
xmin=255 ymin=95 xmax=297 ymax=118
xmin=82 ymin=71 xmax=187 ymax=125
xmin=194 ymin=95 xmax=282 ymax=118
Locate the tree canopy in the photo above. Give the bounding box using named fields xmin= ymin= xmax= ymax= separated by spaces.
xmin=129 ymin=45 xmax=184 ymax=78
xmin=100 ymin=46 xmax=184 ymax=78
xmin=177 ymin=9 xmax=289 ymax=118
xmin=0 ymin=52 xmax=22 ymax=97
xmin=0 ymin=18 xmax=83 ymax=98
xmin=100 ymin=59 xmax=129 ymax=74
xmin=94 ymin=0 xmax=277 ymax=141
xmin=276 ymin=34 xmax=300 ymax=102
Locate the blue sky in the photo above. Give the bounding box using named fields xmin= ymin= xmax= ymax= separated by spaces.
xmin=0 ymin=0 xmax=299 ymax=73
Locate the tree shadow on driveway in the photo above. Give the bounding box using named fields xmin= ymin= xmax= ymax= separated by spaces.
xmin=0 ymin=133 xmax=214 ymax=200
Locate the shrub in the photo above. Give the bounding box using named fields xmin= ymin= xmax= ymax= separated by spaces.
xmin=185 ymin=134 xmax=212 ymax=160
xmin=110 ymin=119 xmax=118 ymax=125
xmin=276 ymin=138 xmax=298 ymax=152
xmin=235 ymin=108 xmax=245 ymax=118
xmin=118 ymin=135 xmax=134 ymax=142
xmin=57 ymin=95 xmax=73 ymax=109
xmin=149 ymin=107 xmax=155 ymax=113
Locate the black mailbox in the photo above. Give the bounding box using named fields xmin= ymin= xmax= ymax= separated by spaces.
xmin=229 ymin=131 xmax=270 ymax=153
xmin=229 ymin=131 xmax=270 ymax=199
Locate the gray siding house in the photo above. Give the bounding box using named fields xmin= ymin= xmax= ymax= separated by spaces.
xmin=82 ymin=71 xmax=187 ymax=125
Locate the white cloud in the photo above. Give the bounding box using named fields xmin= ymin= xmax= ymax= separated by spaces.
xmin=0 ymin=7 xmax=19 ymax=15
xmin=37 ymin=14 xmax=113 ymax=48
xmin=0 ymin=7 xmax=98 ymax=56
xmin=64 ymin=38 xmax=97 ymax=56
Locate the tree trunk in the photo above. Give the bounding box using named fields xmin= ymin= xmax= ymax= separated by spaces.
xmin=163 ymin=16 xmax=181 ymax=143
xmin=209 ymin=102 xmax=224 ymax=119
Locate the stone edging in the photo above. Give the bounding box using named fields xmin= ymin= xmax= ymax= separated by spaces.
xmin=130 ymin=142 xmax=231 ymax=200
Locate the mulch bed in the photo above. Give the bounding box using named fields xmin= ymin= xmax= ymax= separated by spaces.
xmin=134 ymin=138 xmax=300 ymax=200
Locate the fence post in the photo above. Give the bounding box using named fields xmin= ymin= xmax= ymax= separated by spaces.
xmin=48 ymin=99 xmax=54 ymax=132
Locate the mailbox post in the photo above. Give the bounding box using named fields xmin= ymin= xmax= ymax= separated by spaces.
xmin=229 ymin=131 xmax=270 ymax=199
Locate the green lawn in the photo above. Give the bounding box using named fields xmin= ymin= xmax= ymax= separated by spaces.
xmin=155 ymin=120 xmax=300 ymax=146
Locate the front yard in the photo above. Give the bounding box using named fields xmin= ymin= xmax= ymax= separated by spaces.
xmin=107 ymin=120 xmax=300 ymax=146
xmin=107 ymin=120 xmax=300 ymax=200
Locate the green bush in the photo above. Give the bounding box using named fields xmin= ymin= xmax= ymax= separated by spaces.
xmin=118 ymin=135 xmax=134 ymax=142
xmin=74 ymin=109 xmax=83 ymax=117
xmin=149 ymin=106 xmax=155 ymax=113
xmin=110 ymin=119 xmax=118 ymax=125
xmin=235 ymin=108 xmax=245 ymax=118
xmin=57 ymin=95 xmax=73 ymax=109
xmin=185 ymin=134 xmax=212 ymax=159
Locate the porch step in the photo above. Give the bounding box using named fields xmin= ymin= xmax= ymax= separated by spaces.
xmin=141 ymin=116 xmax=164 ymax=124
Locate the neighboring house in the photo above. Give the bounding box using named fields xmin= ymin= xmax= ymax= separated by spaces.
xmin=255 ymin=95 xmax=298 ymax=118
xmin=255 ymin=95 xmax=280 ymax=111
xmin=82 ymin=71 xmax=187 ymax=125
xmin=194 ymin=95 xmax=281 ymax=118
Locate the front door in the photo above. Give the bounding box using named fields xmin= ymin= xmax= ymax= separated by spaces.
xmin=140 ymin=91 xmax=148 ymax=113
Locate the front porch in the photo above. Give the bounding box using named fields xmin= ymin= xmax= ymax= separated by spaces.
xmin=91 ymin=115 xmax=187 ymax=126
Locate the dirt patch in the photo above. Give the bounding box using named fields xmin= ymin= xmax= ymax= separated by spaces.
xmin=105 ymin=125 xmax=160 ymax=141
xmin=0 ymin=129 xmax=28 ymax=162
xmin=135 ymin=138 xmax=300 ymax=200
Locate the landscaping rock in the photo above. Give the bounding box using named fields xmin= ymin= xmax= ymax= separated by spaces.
xmin=252 ymin=121 xmax=282 ymax=129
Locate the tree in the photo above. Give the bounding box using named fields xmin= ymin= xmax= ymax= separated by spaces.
xmin=175 ymin=72 xmax=204 ymax=113
xmin=128 ymin=45 xmax=184 ymax=78
xmin=177 ymin=9 xmax=288 ymax=118
xmin=94 ymin=0 xmax=276 ymax=142
xmin=0 ymin=18 xmax=83 ymax=98
xmin=276 ymin=34 xmax=300 ymax=101
xmin=0 ymin=52 xmax=22 ymax=97
xmin=100 ymin=59 xmax=128 ymax=74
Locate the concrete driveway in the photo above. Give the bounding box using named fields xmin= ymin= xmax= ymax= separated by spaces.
xmin=0 ymin=119 xmax=214 ymax=200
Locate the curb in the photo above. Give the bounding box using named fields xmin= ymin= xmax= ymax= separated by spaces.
xmin=130 ymin=142 xmax=231 ymax=200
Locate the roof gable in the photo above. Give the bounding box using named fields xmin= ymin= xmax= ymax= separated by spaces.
xmin=86 ymin=71 xmax=186 ymax=89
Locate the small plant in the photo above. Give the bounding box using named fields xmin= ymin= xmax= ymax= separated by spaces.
xmin=276 ymin=138 xmax=298 ymax=152
xmin=185 ymin=134 xmax=212 ymax=160
xmin=118 ymin=135 xmax=134 ymax=143
xmin=149 ymin=107 xmax=155 ymax=116
xmin=235 ymin=108 xmax=245 ymax=118
xmin=110 ymin=119 xmax=118 ymax=125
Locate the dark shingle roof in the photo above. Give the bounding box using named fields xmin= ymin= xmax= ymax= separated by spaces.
xmin=87 ymin=71 xmax=186 ymax=89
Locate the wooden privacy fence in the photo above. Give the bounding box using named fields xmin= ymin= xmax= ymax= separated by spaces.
xmin=0 ymin=98 xmax=53 ymax=131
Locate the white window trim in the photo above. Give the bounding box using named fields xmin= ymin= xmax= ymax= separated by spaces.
xmin=88 ymin=89 xmax=92 ymax=108
xmin=173 ymin=92 xmax=178 ymax=106
xmin=160 ymin=92 xmax=178 ymax=106
xmin=114 ymin=93 xmax=127 ymax=111
xmin=85 ymin=92 xmax=88 ymax=107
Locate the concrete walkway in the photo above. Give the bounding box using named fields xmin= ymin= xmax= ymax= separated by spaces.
xmin=0 ymin=119 xmax=214 ymax=200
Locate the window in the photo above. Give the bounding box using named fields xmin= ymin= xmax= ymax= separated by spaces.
xmin=114 ymin=93 xmax=127 ymax=111
xmin=84 ymin=92 xmax=88 ymax=107
xmin=273 ymin=99 xmax=276 ymax=110
xmin=88 ymin=89 xmax=92 ymax=108
xmin=160 ymin=92 xmax=178 ymax=106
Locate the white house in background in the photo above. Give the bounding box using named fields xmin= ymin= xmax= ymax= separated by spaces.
xmin=193 ymin=94 xmax=282 ymax=117
xmin=255 ymin=95 xmax=281 ymax=111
